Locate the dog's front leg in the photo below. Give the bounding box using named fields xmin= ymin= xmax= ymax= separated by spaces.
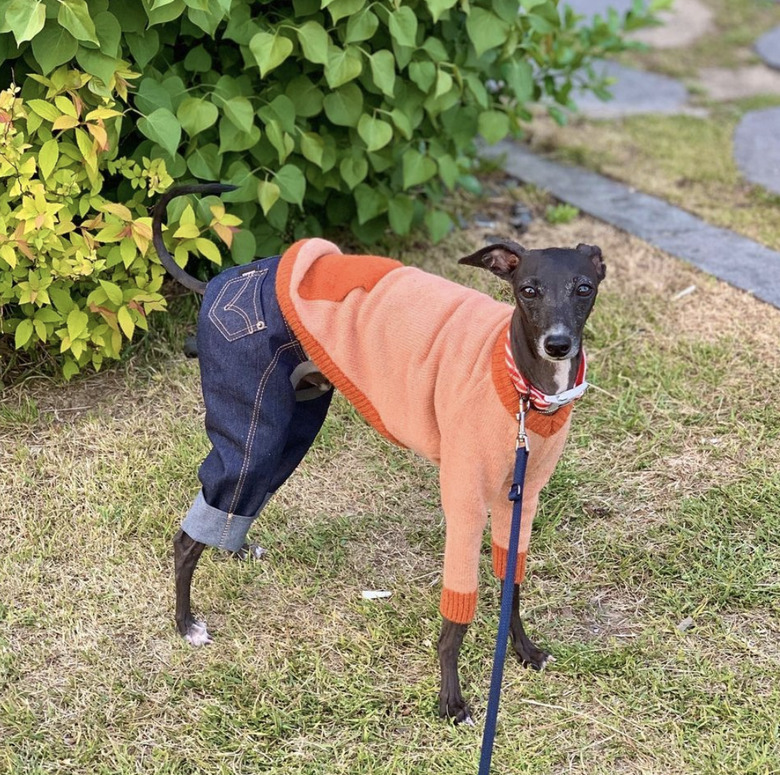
xmin=437 ymin=618 xmax=474 ymax=725
xmin=173 ymin=528 xmax=212 ymax=646
xmin=509 ymin=583 xmax=555 ymax=670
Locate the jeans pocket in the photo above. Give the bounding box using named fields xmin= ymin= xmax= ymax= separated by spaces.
xmin=208 ymin=268 xmax=269 ymax=342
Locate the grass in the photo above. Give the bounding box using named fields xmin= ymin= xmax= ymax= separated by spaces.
xmin=1 ymin=190 xmax=779 ymax=774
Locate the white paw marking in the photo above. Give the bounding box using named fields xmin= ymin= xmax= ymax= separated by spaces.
xmin=541 ymin=654 xmax=556 ymax=670
xmin=463 ymin=715 xmax=475 ymax=727
xmin=185 ymin=621 xmax=213 ymax=647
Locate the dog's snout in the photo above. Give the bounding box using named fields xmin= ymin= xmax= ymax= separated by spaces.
xmin=543 ymin=334 xmax=572 ymax=359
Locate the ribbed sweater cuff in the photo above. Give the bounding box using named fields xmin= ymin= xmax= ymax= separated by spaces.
xmin=440 ymin=588 xmax=478 ymax=624
xmin=492 ymin=542 xmax=527 ymax=584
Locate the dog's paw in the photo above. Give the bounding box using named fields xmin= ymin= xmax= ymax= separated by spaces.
xmin=514 ymin=640 xmax=555 ymax=671
xmin=439 ymin=696 xmax=474 ymax=726
xmin=185 ymin=621 xmax=213 ymax=647
xmin=232 ymin=543 xmax=266 ymax=561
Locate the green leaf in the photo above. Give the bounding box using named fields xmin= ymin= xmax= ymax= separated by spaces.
xmin=38 ymin=139 xmax=59 ymax=179
xmin=339 ymin=155 xmax=368 ymax=190
xmin=368 ymin=50 xmax=396 ymax=97
xmin=75 ymin=46 xmax=122 ymax=86
xmin=466 ymin=8 xmax=510 ymax=57
xmin=177 ymin=97 xmax=219 ymax=137
xmin=184 ymin=44 xmax=212 ymax=72
xmin=300 ymin=132 xmax=325 ymax=167
xmin=67 ymin=308 xmax=89 ymax=340
xmin=218 ymin=119 xmax=261 ymax=153
xmin=477 ymin=110 xmax=510 ymax=144
xmin=231 ymin=230 xmax=257 ymax=264
xmin=426 ymin=0 xmax=458 ymax=23
xmin=134 ymin=78 xmax=173 ymax=115
xmin=357 ymin=115 xmax=393 ymax=152
xmin=425 ymin=210 xmax=453 ymax=243
xmin=221 ymin=96 xmax=254 ymax=134
xmin=502 ymin=60 xmax=534 ymax=102
xmin=125 ymin=29 xmax=160 ymax=68
xmin=324 ymin=0 xmax=365 ymax=25
xmin=99 ymin=280 xmax=123 ymax=306
xmin=286 ymin=76 xmax=323 ymax=118
xmin=402 ymin=149 xmax=437 ymax=189
xmin=265 ymin=120 xmax=294 ymax=163
xmin=324 ymin=45 xmax=362 ymax=89
xmin=257 ymin=180 xmax=281 ymax=215
xmin=58 ymin=0 xmax=99 ymax=45
xmin=249 ymin=31 xmax=293 ymax=77
xmin=94 ymin=11 xmax=122 ymax=57
xmin=296 ymin=21 xmax=329 ymax=65
xmin=275 ymin=165 xmax=306 ymax=207
xmin=345 ymin=8 xmax=378 ymax=43
xmin=354 ymin=183 xmax=387 ymax=225
xmin=323 ymin=84 xmax=363 ymax=127
xmin=6 ymin=0 xmax=46 ymax=45
xmin=187 ymin=144 xmax=222 ymax=180
xmin=409 ymin=61 xmax=436 ymax=93
xmin=388 ymin=7 xmax=417 ymax=48
xmin=15 ymin=318 xmax=34 ymax=349
xmin=137 ymin=108 xmax=182 ymax=158
xmin=389 ymin=109 xmax=412 ymax=140
xmin=388 ymin=194 xmax=414 ymax=235
xmin=31 ymin=23 xmax=78 ymax=74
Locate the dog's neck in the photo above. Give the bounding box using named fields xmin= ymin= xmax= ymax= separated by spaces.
xmin=509 ymin=311 xmax=580 ymax=397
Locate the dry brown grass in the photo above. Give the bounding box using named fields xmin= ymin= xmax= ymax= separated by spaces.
xmin=1 ymin=188 xmax=779 ymax=773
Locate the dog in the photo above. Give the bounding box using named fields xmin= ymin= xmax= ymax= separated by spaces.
xmin=152 ymin=183 xmax=605 ymax=724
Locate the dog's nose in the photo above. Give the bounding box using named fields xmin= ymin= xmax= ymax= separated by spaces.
xmin=543 ymin=335 xmax=572 ymax=358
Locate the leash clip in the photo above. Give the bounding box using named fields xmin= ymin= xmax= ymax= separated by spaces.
xmin=515 ymin=397 xmax=530 ymax=452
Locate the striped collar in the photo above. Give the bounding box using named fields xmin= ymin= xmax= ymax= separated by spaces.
xmin=504 ymin=329 xmax=588 ymax=413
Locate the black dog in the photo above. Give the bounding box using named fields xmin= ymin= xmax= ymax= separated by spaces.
xmin=153 ymin=184 xmax=605 ymax=723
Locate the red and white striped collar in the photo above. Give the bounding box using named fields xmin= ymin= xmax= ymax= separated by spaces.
xmin=504 ymin=329 xmax=588 ymax=413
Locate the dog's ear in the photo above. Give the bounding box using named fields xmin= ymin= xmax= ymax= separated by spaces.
xmin=459 ymin=241 xmax=527 ymax=280
xmin=576 ymin=243 xmax=606 ymax=281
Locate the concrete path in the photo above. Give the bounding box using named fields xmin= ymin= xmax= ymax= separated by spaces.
xmin=482 ymin=141 xmax=780 ymax=309
xmin=561 ymin=0 xmax=780 ymax=248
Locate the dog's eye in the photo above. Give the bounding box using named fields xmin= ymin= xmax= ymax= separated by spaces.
xmin=575 ymin=284 xmax=593 ymax=297
xmin=519 ymin=286 xmax=537 ymax=299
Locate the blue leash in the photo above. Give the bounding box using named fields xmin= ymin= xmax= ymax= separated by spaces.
xmin=478 ymin=401 xmax=530 ymax=775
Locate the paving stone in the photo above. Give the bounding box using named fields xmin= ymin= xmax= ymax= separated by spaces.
xmin=574 ymin=60 xmax=689 ymax=118
xmin=734 ymin=107 xmax=780 ymax=196
xmin=563 ymin=0 xmax=634 ymax=18
xmin=755 ymin=26 xmax=780 ymax=71
xmin=697 ymin=65 xmax=780 ymax=100
xmin=630 ymin=0 xmax=713 ymax=49
xmin=480 ymin=141 xmax=780 ymax=309
xmin=565 ymin=0 xmax=712 ymax=49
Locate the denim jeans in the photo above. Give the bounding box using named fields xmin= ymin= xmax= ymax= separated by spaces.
xmin=181 ymin=255 xmax=333 ymax=551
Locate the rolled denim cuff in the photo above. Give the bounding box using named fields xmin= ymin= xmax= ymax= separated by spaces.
xmin=182 ymin=490 xmax=270 ymax=552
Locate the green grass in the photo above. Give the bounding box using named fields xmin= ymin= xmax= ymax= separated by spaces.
xmin=2 ymin=204 xmax=780 ymax=774
xmin=532 ymin=103 xmax=780 ymax=250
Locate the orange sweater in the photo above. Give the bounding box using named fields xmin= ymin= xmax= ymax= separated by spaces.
xmin=277 ymin=239 xmax=572 ymax=624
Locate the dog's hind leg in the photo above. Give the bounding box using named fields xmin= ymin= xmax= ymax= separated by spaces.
xmin=437 ymin=618 xmax=474 ymax=725
xmin=509 ymin=583 xmax=554 ymax=670
xmin=173 ymin=529 xmax=212 ymax=646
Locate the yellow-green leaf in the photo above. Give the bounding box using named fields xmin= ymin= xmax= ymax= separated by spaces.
xmin=117 ymin=306 xmax=135 ymax=339
xmin=38 ymin=139 xmax=60 ymax=179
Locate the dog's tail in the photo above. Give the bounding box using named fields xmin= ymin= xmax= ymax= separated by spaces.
xmin=152 ymin=183 xmax=238 ymax=295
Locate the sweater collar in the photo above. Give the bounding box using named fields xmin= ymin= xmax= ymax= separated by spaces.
xmin=504 ymin=328 xmax=588 ymax=413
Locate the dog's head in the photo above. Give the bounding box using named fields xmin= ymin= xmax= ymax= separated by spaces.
xmin=459 ymin=241 xmax=606 ymax=362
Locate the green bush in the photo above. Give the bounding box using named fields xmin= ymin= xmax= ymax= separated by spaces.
xmin=0 ymin=0 xmax=658 ymax=377
xmin=2 ymin=0 xmax=656 ymax=251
